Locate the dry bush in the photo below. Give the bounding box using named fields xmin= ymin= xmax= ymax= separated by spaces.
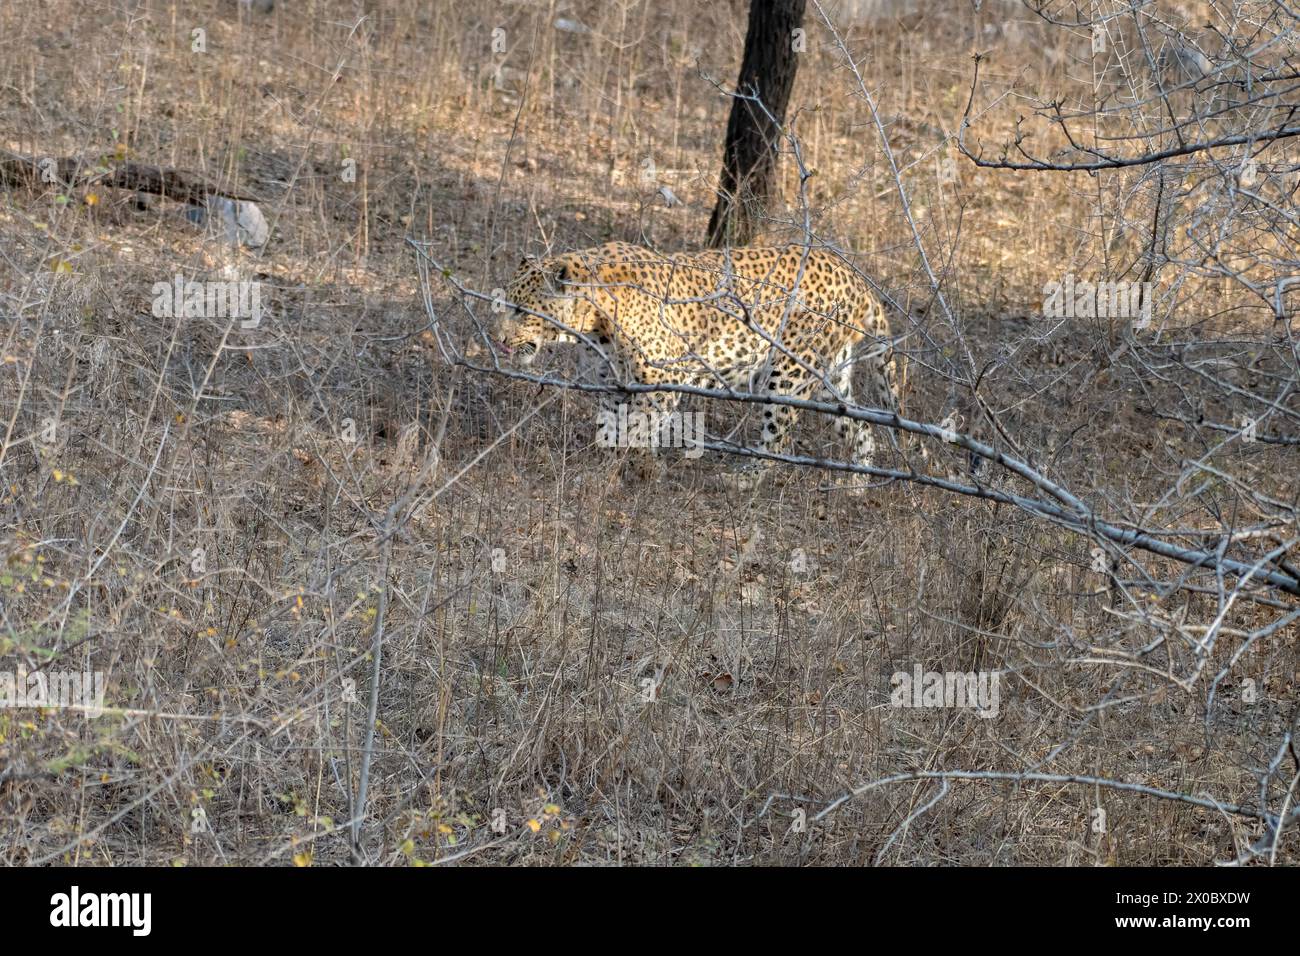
xmin=0 ymin=0 xmax=1295 ymax=866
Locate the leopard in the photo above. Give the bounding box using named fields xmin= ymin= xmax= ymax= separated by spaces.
xmin=493 ymin=241 xmax=918 ymax=489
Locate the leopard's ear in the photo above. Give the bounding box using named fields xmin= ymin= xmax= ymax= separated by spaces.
xmin=548 ymin=251 xmax=590 ymax=283
xmin=551 ymin=256 xmax=585 ymax=288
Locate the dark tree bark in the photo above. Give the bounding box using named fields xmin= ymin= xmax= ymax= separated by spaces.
xmin=706 ymin=0 xmax=806 ymax=248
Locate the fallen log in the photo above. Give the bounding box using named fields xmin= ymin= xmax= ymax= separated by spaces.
xmin=0 ymin=149 xmax=263 ymax=205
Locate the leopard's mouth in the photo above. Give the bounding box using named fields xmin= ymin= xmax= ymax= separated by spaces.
xmin=511 ymin=340 xmax=538 ymax=365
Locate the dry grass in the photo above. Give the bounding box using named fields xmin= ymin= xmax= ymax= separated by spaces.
xmin=0 ymin=0 xmax=1295 ymax=866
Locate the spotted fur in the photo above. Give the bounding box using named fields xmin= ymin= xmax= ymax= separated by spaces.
xmin=496 ymin=241 xmax=913 ymax=486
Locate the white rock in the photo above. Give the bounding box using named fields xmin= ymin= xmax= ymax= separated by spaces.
xmin=212 ymin=197 xmax=269 ymax=248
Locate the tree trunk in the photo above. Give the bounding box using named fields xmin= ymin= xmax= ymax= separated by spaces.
xmin=706 ymin=0 xmax=806 ymax=248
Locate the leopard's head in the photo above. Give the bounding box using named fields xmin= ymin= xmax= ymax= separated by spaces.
xmin=494 ymin=253 xmax=593 ymax=366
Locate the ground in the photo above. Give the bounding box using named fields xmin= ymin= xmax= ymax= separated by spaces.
xmin=0 ymin=0 xmax=1295 ymax=865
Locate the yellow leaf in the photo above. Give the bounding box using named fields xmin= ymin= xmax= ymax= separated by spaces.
xmin=526 ymin=819 xmax=541 ymax=833
xmin=292 ymin=851 xmax=313 ymax=867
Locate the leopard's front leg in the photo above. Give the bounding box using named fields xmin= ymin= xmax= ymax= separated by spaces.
xmin=723 ymin=361 xmax=807 ymax=493
xmin=591 ymin=347 xmax=677 ymax=484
